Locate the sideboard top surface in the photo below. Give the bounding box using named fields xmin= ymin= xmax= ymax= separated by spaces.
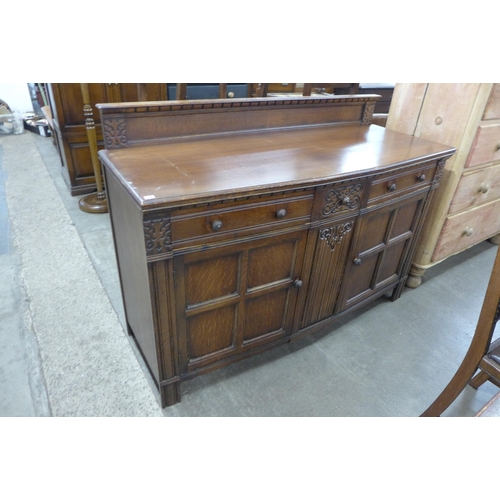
xmin=99 ymin=123 xmax=455 ymax=210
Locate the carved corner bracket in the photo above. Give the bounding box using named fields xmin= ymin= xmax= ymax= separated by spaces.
xmin=319 ymin=222 xmax=354 ymax=251
xmin=144 ymin=216 xmax=172 ymax=260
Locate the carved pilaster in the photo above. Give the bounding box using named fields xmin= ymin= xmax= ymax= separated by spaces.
xmin=144 ymin=216 xmax=172 ymax=260
xmin=433 ymin=157 xmax=448 ymax=184
xmin=322 ymin=183 xmax=363 ymax=216
xmin=103 ymin=118 xmax=128 ymax=149
xmin=319 ymin=222 xmax=354 ymax=251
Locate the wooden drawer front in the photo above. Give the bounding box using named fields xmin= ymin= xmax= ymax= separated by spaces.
xmin=483 ymin=84 xmax=500 ymax=120
xmin=432 ymin=199 xmax=500 ymax=262
xmin=171 ymin=192 xmax=313 ymax=246
xmin=367 ymin=163 xmax=436 ymax=206
xmin=312 ymin=181 xmax=366 ymax=221
xmin=466 ymin=124 xmax=500 ymax=168
xmin=449 ymin=163 xmax=500 ymax=213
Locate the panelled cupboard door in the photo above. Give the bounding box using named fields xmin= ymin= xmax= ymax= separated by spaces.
xmin=174 ymin=231 xmax=307 ymax=371
xmin=338 ymin=192 xmax=427 ymax=311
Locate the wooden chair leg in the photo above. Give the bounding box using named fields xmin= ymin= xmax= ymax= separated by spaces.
xmin=469 ymin=370 xmax=490 ymax=389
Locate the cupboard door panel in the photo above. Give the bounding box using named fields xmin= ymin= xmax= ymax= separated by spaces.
xmin=377 ymin=240 xmax=407 ymax=284
xmin=339 ymin=193 xmax=426 ymax=310
xmin=176 ymin=231 xmax=307 ymax=369
xmin=187 ymin=305 xmax=237 ymax=359
xmin=185 ymin=254 xmax=240 ymax=306
xmin=358 ymin=210 xmax=391 ymax=251
xmin=344 ymin=253 xmax=379 ymax=303
xmin=247 ymin=240 xmax=296 ymax=288
xmin=390 ymin=198 xmax=420 ymax=238
xmin=244 ymin=290 xmax=288 ymax=341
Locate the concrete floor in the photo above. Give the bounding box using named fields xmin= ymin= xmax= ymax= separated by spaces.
xmin=1 ymin=131 xmax=499 ymax=417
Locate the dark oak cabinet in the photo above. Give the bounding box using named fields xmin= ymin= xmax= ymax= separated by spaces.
xmin=47 ymin=83 xmax=167 ymax=195
xmin=97 ymin=95 xmax=455 ymax=407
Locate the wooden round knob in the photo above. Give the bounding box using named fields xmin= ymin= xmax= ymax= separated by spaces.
xmin=463 ymin=227 xmax=473 ymax=237
xmin=276 ymin=208 xmax=287 ymax=219
xmin=417 ymin=174 xmax=426 ymax=182
xmin=479 ymin=183 xmax=489 ymax=194
xmin=293 ymin=279 xmax=303 ymax=288
xmin=211 ymin=220 xmax=223 ymax=231
xmin=353 ymin=258 xmax=362 ymax=266
xmin=387 ymin=183 xmax=397 ymax=192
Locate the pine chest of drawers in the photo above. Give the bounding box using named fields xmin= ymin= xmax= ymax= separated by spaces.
xmin=386 ymin=83 xmax=500 ymax=287
xmin=97 ymin=96 xmax=455 ymax=407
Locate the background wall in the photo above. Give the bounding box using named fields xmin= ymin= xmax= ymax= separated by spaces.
xmin=0 ymin=84 xmax=34 ymax=113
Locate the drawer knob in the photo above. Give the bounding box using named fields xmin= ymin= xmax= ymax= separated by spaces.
xmin=227 ymin=92 xmax=235 ymax=98
xmin=211 ymin=220 xmax=223 ymax=232
xmin=353 ymin=258 xmax=362 ymax=266
xmin=417 ymin=174 xmax=426 ymax=182
xmin=387 ymin=183 xmax=397 ymax=192
xmin=276 ymin=208 xmax=287 ymax=219
xmin=293 ymin=279 xmax=303 ymax=288
xmin=463 ymin=227 xmax=474 ymax=237
xmin=479 ymin=183 xmax=489 ymax=194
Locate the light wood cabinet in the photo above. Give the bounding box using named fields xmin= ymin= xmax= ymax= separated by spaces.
xmin=386 ymin=83 xmax=500 ymax=287
xmin=97 ymin=95 xmax=454 ymax=407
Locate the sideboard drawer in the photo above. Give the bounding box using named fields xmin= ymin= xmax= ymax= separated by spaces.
xmin=312 ymin=181 xmax=366 ymax=221
xmin=466 ymin=123 xmax=500 ymax=168
xmin=433 ymin=198 xmax=500 ymax=262
xmin=449 ymin=163 xmax=500 ymax=213
xmin=171 ymin=191 xmax=314 ymax=246
xmin=367 ymin=163 xmax=436 ymax=206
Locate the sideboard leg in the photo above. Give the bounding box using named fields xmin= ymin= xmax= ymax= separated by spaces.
xmin=406 ymin=264 xmax=425 ymax=288
xmin=160 ymin=382 xmax=181 ymax=408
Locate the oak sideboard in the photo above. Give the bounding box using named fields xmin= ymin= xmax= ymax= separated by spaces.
xmin=97 ymin=95 xmax=455 ymax=407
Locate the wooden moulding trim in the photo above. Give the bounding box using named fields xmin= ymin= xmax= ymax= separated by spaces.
xmin=96 ymin=95 xmax=381 ymax=115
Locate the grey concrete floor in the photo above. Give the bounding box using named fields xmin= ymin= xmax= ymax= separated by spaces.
xmin=1 ymin=131 xmax=499 ymax=417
